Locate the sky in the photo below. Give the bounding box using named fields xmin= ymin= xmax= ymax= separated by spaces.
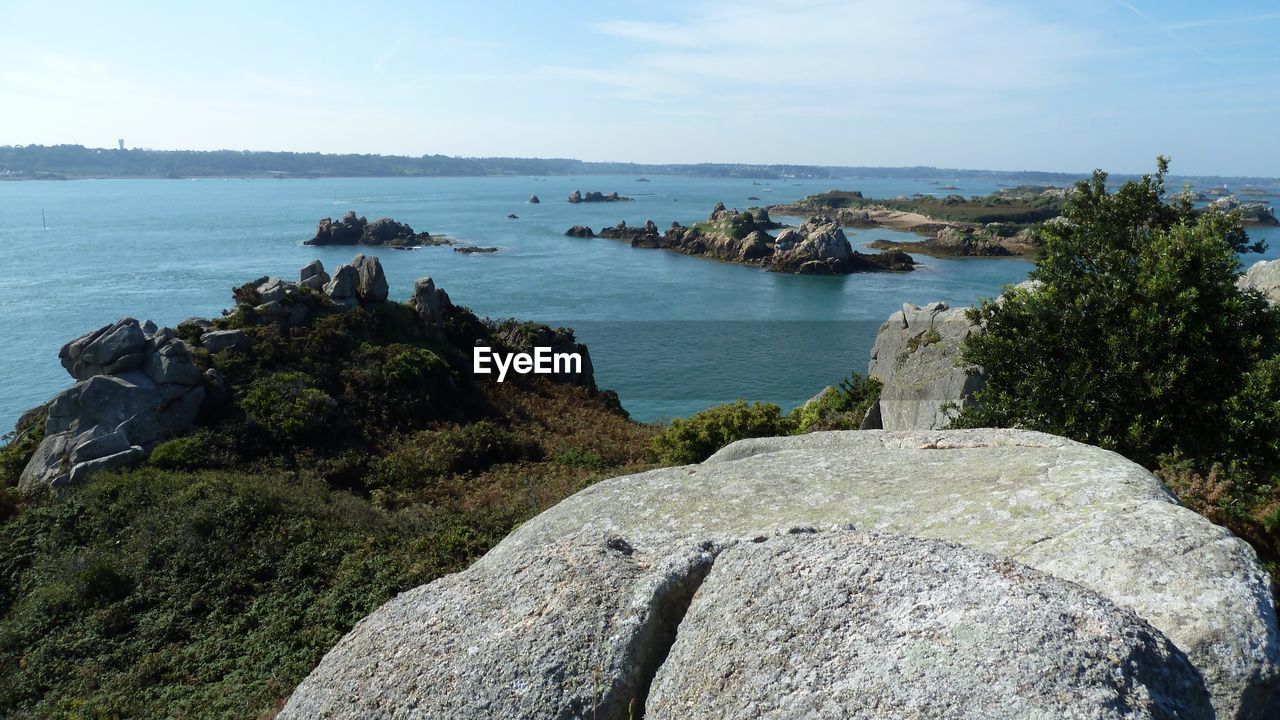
xmin=1 ymin=0 xmax=1277 ymax=176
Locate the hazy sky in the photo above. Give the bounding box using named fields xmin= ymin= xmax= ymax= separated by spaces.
xmin=1 ymin=0 xmax=1277 ymax=175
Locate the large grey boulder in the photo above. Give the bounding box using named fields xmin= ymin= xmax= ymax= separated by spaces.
xmin=200 ymin=329 xmax=250 ymax=354
xmin=59 ymin=318 xmax=149 ymax=380
xmin=647 ymin=531 xmax=1213 ymax=720
xmin=281 ymin=531 xmax=719 ymax=720
xmin=352 ymin=253 xmax=389 ymax=303
xmin=1239 ymin=259 xmax=1280 ymax=304
xmin=43 ymin=371 xmax=201 ymax=447
xmin=283 ymin=528 xmax=1212 ymax=720
xmin=323 ymin=263 xmax=359 ymax=307
xmin=866 ymin=301 xmax=983 ymax=430
xmin=142 ymin=340 xmax=201 ymax=385
xmin=409 ymin=277 xmax=452 ymax=327
xmin=282 ymin=429 xmax=1278 ymax=719
xmin=864 ymin=280 xmax=1041 ymax=431
xmin=299 ymin=259 xmax=330 ymax=290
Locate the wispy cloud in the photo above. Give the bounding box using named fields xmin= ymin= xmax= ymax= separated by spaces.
xmin=1162 ymin=12 xmax=1280 ymax=32
xmin=558 ymin=0 xmax=1100 ymax=110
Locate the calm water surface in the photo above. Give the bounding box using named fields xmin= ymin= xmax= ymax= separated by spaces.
xmin=2 ymin=175 xmax=1276 ymax=427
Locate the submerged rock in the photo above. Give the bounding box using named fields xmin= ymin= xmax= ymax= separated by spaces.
xmin=283 ymin=429 xmax=1273 ymax=718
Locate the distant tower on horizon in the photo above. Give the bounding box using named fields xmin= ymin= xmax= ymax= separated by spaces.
xmin=117 ymin=139 xmax=125 ymax=151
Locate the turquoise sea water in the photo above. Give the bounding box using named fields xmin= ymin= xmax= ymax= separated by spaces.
xmin=1 ymin=175 xmax=1277 ymax=429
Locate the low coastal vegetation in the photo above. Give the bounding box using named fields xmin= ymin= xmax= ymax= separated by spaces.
xmin=775 ymin=186 xmax=1068 ymax=226
xmin=0 ymin=270 xmax=655 ymax=717
xmin=651 ymin=373 xmax=881 ymax=464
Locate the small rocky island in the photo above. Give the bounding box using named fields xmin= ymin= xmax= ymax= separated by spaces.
xmin=567 ymin=190 xmax=632 ymax=203
xmin=770 ymin=187 xmax=1063 ymax=258
xmin=567 ymin=203 xmax=914 ymax=274
xmin=304 ymin=211 xmax=450 ymax=248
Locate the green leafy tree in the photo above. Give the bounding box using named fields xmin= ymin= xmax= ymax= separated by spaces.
xmin=953 ymin=158 xmax=1280 ymax=469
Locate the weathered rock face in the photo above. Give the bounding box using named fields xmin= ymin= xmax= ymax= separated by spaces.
xmin=866 ymin=301 xmax=983 ymax=430
xmin=305 ymin=211 xmax=367 ymax=246
xmin=864 ymin=280 xmax=1042 ymax=431
xmin=281 ymin=531 xmax=719 ymax=720
xmin=351 ymin=253 xmax=389 ymax=303
xmin=1240 ymin=259 xmax=1280 ymax=304
xmin=322 ymin=264 xmax=359 ymax=307
xmin=362 ymin=217 xmax=427 ymax=247
xmin=200 ymin=329 xmax=250 ymax=355
xmin=647 ymin=532 xmax=1213 ymax=720
xmin=282 ymin=429 xmax=1279 ymax=719
xmin=408 ymin=277 xmax=452 ymax=327
xmin=564 ymin=224 xmax=594 ymax=238
xmin=59 ymin=318 xmax=149 ymax=380
xmin=22 ymin=321 xmax=206 ymax=493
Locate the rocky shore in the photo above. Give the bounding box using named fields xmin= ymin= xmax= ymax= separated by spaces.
xmin=567 ymin=203 xmax=914 ymax=274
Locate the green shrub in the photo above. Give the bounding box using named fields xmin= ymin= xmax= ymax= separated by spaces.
xmin=652 ymin=400 xmax=795 ymax=465
xmin=952 ymin=158 xmax=1278 ymax=469
xmin=240 ymin=371 xmax=336 ymax=445
xmin=341 ymin=344 xmax=459 ymax=437
xmin=0 ymin=410 xmax=46 ymax=488
xmin=790 ymin=373 xmax=882 ymax=433
xmin=553 ymin=447 xmax=608 ymax=470
xmin=373 ymin=421 xmax=533 ymax=489
xmin=148 ymin=431 xmax=232 ymax=471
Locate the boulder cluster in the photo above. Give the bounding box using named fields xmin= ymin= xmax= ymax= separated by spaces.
xmin=570 ymin=203 xmax=914 ymax=274
xmin=18 ymin=255 xmax=398 ymax=494
xmin=305 ymin=211 xmax=446 ymax=248
xmin=20 ymin=319 xmax=207 ymax=493
xmin=281 ymin=429 xmax=1279 ymax=719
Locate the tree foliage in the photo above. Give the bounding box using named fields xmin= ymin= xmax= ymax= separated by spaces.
xmin=953 ymin=158 xmax=1280 ymax=471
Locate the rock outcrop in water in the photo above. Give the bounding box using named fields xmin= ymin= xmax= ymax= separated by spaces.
xmin=305 ymin=211 xmax=448 ymax=248
xmin=281 ymin=429 xmax=1279 ymax=719
xmin=575 ymin=205 xmax=914 ymax=275
xmin=568 ymin=190 xmax=632 ymax=203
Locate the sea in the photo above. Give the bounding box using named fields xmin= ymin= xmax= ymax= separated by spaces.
xmin=2 ymin=174 xmax=1278 ymax=430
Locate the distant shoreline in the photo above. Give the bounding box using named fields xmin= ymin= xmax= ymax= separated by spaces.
xmin=5 ymin=145 xmax=1279 ymax=185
